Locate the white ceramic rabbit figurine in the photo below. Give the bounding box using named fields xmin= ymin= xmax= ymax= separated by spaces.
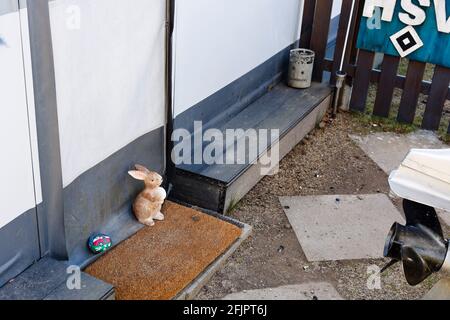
xmin=128 ymin=165 xmax=167 ymax=226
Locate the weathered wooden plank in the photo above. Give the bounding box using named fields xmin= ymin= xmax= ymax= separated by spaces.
xmin=422 ymin=66 xmax=450 ymax=130
xmin=331 ymin=0 xmax=352 ymax=85
xmin=300 ymin=0 xmax=317 ymax=49
xmin=349 ymin=50 xmax=375 ymax=112
xmin=310 ymin=0 xmax=333 ymax=82
xmin=373 ymin=55 xmax=400 ymax=117
xmin=349 ymin=0 xmax=364 ymax=67
xmin=323 ymin=60 xmax=450 ymax=100
xmin=397 ymin=61 xmax=426 ymax=124
xmin=331 ymin=0 xmax=362 ymax=85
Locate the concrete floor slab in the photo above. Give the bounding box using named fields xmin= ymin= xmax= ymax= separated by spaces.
xmin=438 ymin=209 xmax=450 ymax=227
xmin=350 ymin=131 xmax=450 ymax=227
xmin=279 ymin=194 xmax=405 ymax=262
xmin=423 ymin=278 xmax=450 ymax=300
xmin=222 ymin=283 xmax=343 ymax=300
xmin=350 ymin=131 xmax=446 ymax=175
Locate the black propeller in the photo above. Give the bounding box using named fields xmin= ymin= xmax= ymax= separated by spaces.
xmin=382 ymin=199 xmax=448 ymax=286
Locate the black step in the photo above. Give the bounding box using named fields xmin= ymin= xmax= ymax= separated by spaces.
xmin=171 ymin=82 xmax=332 ymax=213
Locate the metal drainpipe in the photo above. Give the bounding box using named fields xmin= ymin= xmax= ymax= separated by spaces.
xmin=165 ymin=0 xmax=176 ymax=195
xmin=27 ymin=0 xmax=68 ymax=260
xmin=332 ymin=0 xmax=356 ymax=118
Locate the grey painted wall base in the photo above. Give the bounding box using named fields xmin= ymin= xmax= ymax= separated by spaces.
xmin=171 ymin=83 xmax=332 ymax=213
xmin=64 ymin=127 xmax=165 ymax=267
xmin=171 ymin=29 xmax=333 ymax=214
xmin=174 ymin=18 xmax=340 ymax=136
xmin=0 ymin=209 xmax=40 ymax=288
xmin=174 ymin=41 xmax=298 ymax=134
xmin=0 ymin=125 xmax=158 ymax=290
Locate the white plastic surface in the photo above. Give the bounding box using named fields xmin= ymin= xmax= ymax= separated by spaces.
xmin=389 ymin=149 xmax=450 ymax=212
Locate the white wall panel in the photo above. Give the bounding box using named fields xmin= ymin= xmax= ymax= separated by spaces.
xmin=19 ymin=8 xmax=42 ymax=204
xmin=332 ymin=0 xmax=343 ymax=18
xmin=49 ymin=0 xmax=166 ymax=187
xmin=0 ymin=11 xmax=37 ymax=228
xmin=173 ymin=0 xmax=303 ymax=117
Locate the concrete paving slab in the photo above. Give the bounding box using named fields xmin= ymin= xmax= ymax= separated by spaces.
xmin=222 ymin=283 xmax=343 ymax=300
xmin=0 ymin=257 xmax=114 ymax=300
xmin=423 ymin=278 xmax=450 ymax=300
xmin=437 ymin=209 xmax=450 ymax=227
xmin=350 ymin=131 xmax=450 ymax=227
xmin=279 ymin=194 xmax=405 ymax=262
xmin=349 ymin=131 xmax=446 ymax=175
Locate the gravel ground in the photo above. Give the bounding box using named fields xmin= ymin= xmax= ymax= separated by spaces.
xmin=196 ymin=111 xmax=447 ymax=300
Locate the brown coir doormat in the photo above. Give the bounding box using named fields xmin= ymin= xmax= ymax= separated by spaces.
xmin=85 ymin=201 xmax=242 ymax=300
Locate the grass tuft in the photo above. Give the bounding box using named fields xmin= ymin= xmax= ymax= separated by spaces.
xmin=350 ymin=58 xmax=449 ymax=144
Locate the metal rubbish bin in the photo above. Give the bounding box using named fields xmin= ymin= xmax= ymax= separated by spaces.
xmin=288 ymin=49 xmax=315 ymax=89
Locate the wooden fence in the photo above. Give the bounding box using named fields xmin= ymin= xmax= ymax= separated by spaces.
xmin=301 ymin=0 xmax=450 ymax=134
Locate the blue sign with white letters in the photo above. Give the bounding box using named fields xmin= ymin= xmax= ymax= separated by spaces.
xmin=357 ymin=0 xmax=450 ymax=68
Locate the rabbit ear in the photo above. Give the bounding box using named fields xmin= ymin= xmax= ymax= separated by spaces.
xmin=135 ymin=164 xmax=151 ymax=174
xmin=128 ymin=170 xmax=147 ymax=181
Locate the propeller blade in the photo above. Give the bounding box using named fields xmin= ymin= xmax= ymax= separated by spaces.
xmin=401 ymin=246 xmax=433 ymax=286
xmin=403 ymin=200 xmax=444 ymax=240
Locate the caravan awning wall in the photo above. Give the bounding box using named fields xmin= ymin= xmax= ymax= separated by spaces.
xmin=172 ymin=0 xmax=304 ymax=133
xmin=0 ymin=0 xmax=167 ymax=282
xmin=0 ymin=0 xmax=344 ymax=282
xmin=0 ymin=2 xmax=41 ymax=287
xmin=48 ymin=0 xmax=167 ymax=264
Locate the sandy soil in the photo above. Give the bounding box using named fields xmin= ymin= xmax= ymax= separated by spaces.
xmin=196 ymin=111 xmax=445 ymax=300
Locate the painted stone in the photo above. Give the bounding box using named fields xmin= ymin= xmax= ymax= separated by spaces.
xmin=88 ymin=234 xmax=112 ymax=254
xmin=128 ymin=164 xmax=166 ymax=227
